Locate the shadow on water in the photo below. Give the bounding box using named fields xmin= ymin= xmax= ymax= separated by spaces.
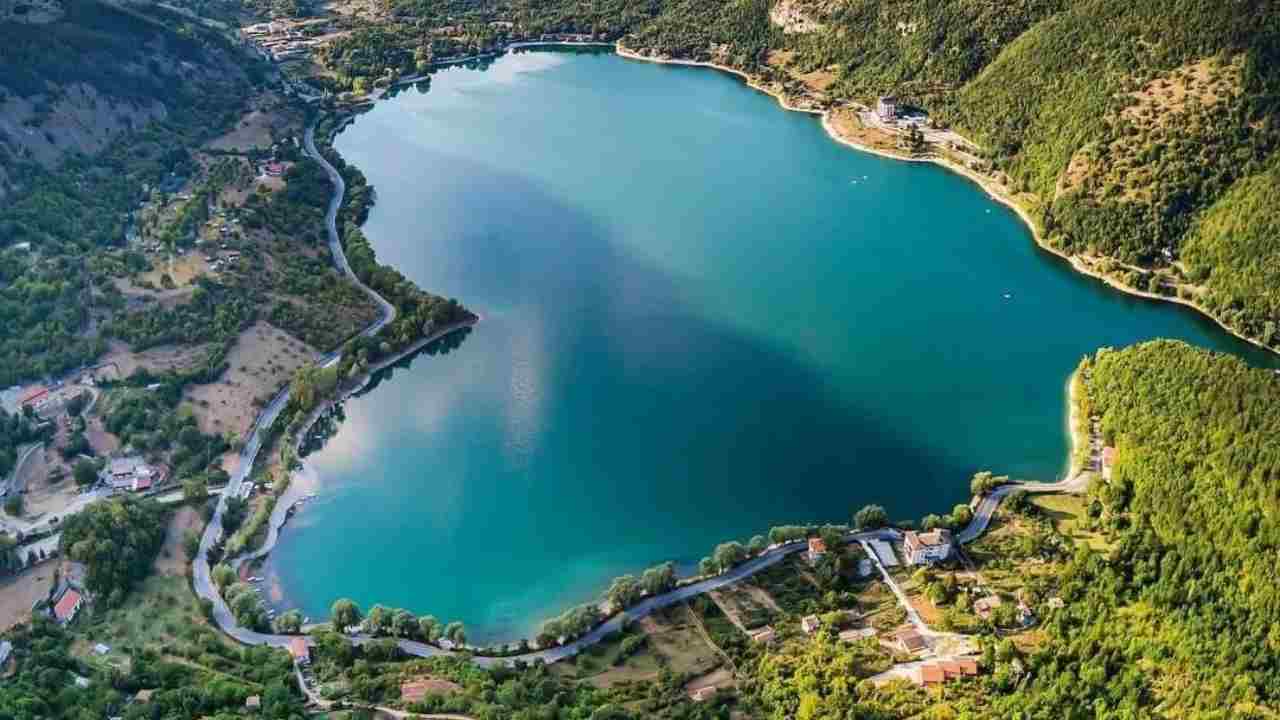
xmin=299 ymin=328 xmax=474 ymax=458
xmin=273 ymin=122 xmax=972 ymax=643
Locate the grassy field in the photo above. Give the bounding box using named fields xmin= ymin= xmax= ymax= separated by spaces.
xmin=1031 ymin=494 xmax=1111 ymax=551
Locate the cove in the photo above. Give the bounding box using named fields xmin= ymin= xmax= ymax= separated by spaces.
xmin=265 ymin=48 xmax=1275 ymax=643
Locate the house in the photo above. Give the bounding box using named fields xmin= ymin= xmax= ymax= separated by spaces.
xmin=973 ymin=594 xmax=1002 ymax=620
xmin=0 ymin=640 xmax=12 ymax=666
xmin=916 ymin=664 xmax=945 ymax=686
xmin=108 ymin=456 xmax=143 ymax=480
xmin=1046 ymin=597 xmax=1065 ymax=610
xmin=264 ymin=162 xmax=286 ymax=177
xmin=1102 ymin=446 xmax=1118 ymax=479
xmin=891 ymin=627 xmax=928 ymax=654
xmin=134 ymin=689 xmax=154 ymax=704
xmin=748 ymin=626 xmax=776 ymax=644
xmin=288 ymin=636 xmax=310 ymax=664
xmin=244 ymin=695 xmax=260 ymax=710
xmin=839 ymin=627 xmax=877 ymax=642
xmin=876 ymin=96 xmax=898 ymax=122
xmin=1017 ymin=602 xmax=1035 ymax=625
xmin=690 ymin=686 xmax=718 ymax=702
xmin=857 ymin=558 xmax=874 ymax=578
xmin=93 ymin=643 xmax=110 ymax=655
xmin=807 ymin=537 xmax=827 ymax=563
xmin=53 ymin=588 xmax=83 ymax=624
xmin=903 ymin=528 xmax=952 ymax=565
xmin=132 ymin=471 xmax=153 ymax=492
xmin=801 ymin=615 xmax=821 ymax=634
xmin=73 ymin=674 xmax=90 ymax=689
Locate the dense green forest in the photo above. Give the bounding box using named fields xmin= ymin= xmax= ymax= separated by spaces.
xmin=58 ymin=498 xmax=167 ymax=606
xmin=0 ymin=0 xmax=260 ymax=386
xmin=981 ymin=341 xmax=1280 ymax=717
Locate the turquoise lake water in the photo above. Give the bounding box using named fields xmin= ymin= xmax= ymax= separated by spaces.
xmin=265 ymin=48 xmax=1275 ymax=643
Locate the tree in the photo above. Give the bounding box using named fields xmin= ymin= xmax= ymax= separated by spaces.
xmin=72 ymin=459 xmax=97 ymax=487
xmin=221 ymin=496 xmax=248 ymax=533
xmin=64 ymin=392 xmax=88 ymax=418
xmin=606 ymin=575 xmax=640 ymax=610
xmin=3 ymin=495 xmax=22 ymax=517
xmin=182 ymin=530 xmax=200 ymax=561
xmin=182 ymin=477 xmax=209 ymax=504
xmin=444 ymin=621 xmax=466 ymax=646
xmin=854 ymin=504 xmax=888 ymax=530
xmin=951 ymin=503 xmax=974 ymax=527
xmin=211 ymin=563 xmax=236 ymax=591
xmin=748 ymin=534 xmax=768 ymax=555
xmin=274 ymin=610 xmax=303 ymax=633
xmin=921 ymin=513 xmax=944 ymax=530
xmin=713 ymin=541 xmax=747 ymax=571
xmin=640 ymin=562 xmax=675 ymax=596
xmin=391 ymin=608 xmax=417 ymax=638
xmin=971 ymin=471 xmax=1011 ymax=496
xmin=698 ymin=557 xmax=717 ymax=576
xmin=330 ymin=598 xmax=361 ymax=631
xmin=59 ymin=497 xmax=165 ymax=602
xmin=418 ymin=615 xmax=441 ymax=642
xmin=818 ymin=525 xmax=844 ymax=550
xmin=364 ymin=604 xmax=391 ymax=635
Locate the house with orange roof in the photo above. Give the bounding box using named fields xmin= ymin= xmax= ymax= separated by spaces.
xmin=917 ymin=665 xmax=945 ymax=686
xmin=807 ymin=537 xmax=827 ymax=564
xmin=1102 ymin=446 xmax=1118 ymax=479
xmin=288 ymin=636 xmax=310 ymax=664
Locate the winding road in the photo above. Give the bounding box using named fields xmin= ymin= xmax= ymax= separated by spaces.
xmin=191 ymin=121 xmax=402 ymax=652
xmin=955 ymin=474 xmax=1090 ymax=544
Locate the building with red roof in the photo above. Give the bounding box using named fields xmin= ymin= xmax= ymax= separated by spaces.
xmin=1102 ymin=446 xmax=1118 ymax=479
xmin=53 ymin=589 xmax=82 ymax=625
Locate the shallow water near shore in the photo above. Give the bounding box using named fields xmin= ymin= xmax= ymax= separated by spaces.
xmin=265 ymin=48 xmax=1275 ymax=643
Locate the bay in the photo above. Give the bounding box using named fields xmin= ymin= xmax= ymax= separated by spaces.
xmin=265 ymin=48 xmax=1275 ymax=643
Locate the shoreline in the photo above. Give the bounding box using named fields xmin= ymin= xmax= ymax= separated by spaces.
xmin=199 ymin=43 xmax=1261 ymax=654
xmin=228 ymin=317 xmax=478 ymax=571
xmin=613 ymin=45 xmax=1278 ymax=360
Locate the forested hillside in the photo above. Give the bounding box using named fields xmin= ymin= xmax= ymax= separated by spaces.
xmin=0 ymin=0 xmax=262 ymax=385
xmin=987 ymin=341 xmax=1280 ymax=717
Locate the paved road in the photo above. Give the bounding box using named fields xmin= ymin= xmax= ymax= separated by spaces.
xmin=194 ymin=120 xmax=403 ymax=649
xmin=956 ymin=474 xmax=1089 ymax=544
xmin=2 ymin=443 xmax=41 ymax=497
xmin=859 ymin=538 xmax=928 ymax=636
xmin=302 ymin=123 xmax=397 ymax=336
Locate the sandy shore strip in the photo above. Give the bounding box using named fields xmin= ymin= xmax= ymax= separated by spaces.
xmin=613 ymin=45 xmax=1278 ymax=359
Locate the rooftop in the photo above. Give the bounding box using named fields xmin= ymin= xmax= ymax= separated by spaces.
xmin=53 ymin=589 xmax=82 ymax=622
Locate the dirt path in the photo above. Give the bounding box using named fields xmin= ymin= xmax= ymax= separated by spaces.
xmin=0 ymin=567 xmax=54 ymax=631
xmin=684 ymin=603 xmax=736 ymax=675
xmin=744 ymin=582 xmax=782 ymax=613
xmin=707 ymin=591 xmax=747 ymax=633
xmin=154 ymin=506 xmax=201 ymax=576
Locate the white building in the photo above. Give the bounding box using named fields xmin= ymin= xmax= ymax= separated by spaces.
xmin=876 ymin=95 xmax=898 ymax=122
xmin=903 ymin=528 xmax=953 ymax=565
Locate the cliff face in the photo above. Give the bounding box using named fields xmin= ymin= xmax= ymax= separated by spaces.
xmin=0 ymin=0 xmax=251 ymax=202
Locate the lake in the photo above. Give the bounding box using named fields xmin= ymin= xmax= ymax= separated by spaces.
xmin=264 ymin=48 xmax=1274 ymax=643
